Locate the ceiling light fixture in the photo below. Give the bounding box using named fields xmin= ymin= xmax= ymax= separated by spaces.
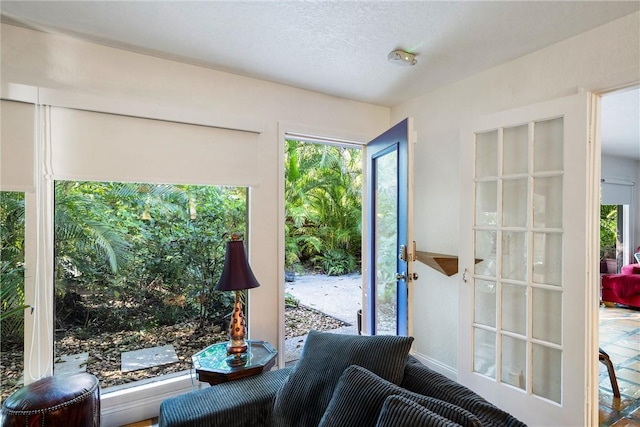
xmin=388 ymin=49 xmax=417 ymax=66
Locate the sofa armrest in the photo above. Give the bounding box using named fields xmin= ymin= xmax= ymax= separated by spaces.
xmin=158 ymin=367 xmax=292 ymax=427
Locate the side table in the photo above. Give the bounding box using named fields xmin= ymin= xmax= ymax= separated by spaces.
xmin=192 ymin=340 xmax=277 ymax=385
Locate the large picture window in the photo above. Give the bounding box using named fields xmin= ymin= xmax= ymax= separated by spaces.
xmin=4 ymin=101 xmax=275 ymax=424
xmin=52 ymin=181 xmax=246 ymax=392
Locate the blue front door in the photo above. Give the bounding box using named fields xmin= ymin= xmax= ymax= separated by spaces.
xmin=365 ymin=118 xmax=411 ymax=336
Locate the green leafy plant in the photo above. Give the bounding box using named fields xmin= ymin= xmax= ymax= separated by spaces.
xmin=0 ymin=262 xmax=29 ymax=343
xmin=284 ymin=293 xmax=299 ymax=308
xmin=0 ymin=192 xmax=28 ymax=345
xmin=284 ymin=140 xmax=362 ymax=274
xmin=312 ymin=249 xmax=356 ymax=276
xmin=53 ymin=181 xmax=246 ymax=334
xmin=600 ymin=205 xmax=617 ymax=260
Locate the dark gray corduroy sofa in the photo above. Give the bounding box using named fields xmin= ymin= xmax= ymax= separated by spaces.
xmin=159 ymin=331 xmax=526 ymax=427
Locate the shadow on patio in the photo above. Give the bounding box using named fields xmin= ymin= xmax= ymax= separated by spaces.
xmin=284 ymin=273 xmax=362 ymax=365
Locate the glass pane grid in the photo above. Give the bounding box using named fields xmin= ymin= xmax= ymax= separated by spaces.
xmin=532 ymin=286 xmax=562 ymax=345
xmin=531 ymin=227 xmax=564 ymax=233
xmin=533 ymin=117 xmax=564 ymax=173
xmin=532 ymin=171 xmax=564 ymax=178
xmin=475 ymin=181 xmax=498 ymax=227
xmin=532 ymin=232 xmax=563 ymax=286
xmin=474 ymin=230 xmax=497 ymax=276
xmin=530 ymin=337 xmax=563 ymax=350
xmin=473 ymin=327 xmax=497 ymax=379
xmin=502 ymin=178 xmax=528 ymax=227
xmin=499 ymin=329 xmax=528 ymax=341
xmin=474 ymin=279 xmax=497 ymax=327
xmin=473 ymin=117 xmax=565 ymax=401
xmin=500 ymin=334 xmax=527 ymax=390
xmin=503 ymin=124 xmax=529 ymax=175
xmin=501 ymin=226 xmax=528 ymax=231
xmin=374 ymin=150 xmax=398 ymax=335
xmin=501 ymin=281 xmax=527 ymax=336
xmin=500 ymin=277 xmax=528 ymax=285
xmin=501 ymin=231 xmax=528 ymax=282
xmin=474 ymin=130 xmax=499 ymax=178
xmin=530 ymin=339 xmax=563 ymax=402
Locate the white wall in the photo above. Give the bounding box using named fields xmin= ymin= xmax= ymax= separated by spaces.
xmin=392 ymin=12 xmax=640 ymax=373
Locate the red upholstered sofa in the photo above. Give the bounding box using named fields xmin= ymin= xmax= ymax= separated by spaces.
xmin=601 ymin=263 xmax=640 ymax=309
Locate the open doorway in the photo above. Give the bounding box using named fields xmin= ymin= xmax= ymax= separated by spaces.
xmin=283 ymin=136 xmax=363 ymax=364
xmin=597 ymin=86 xmax=640 ymax=425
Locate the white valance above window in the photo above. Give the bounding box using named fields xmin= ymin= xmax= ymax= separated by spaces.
xmin=49 ymin=107 xmax=262 ymax=187
xmin=601 ymin=178 xmax=634 ymax=205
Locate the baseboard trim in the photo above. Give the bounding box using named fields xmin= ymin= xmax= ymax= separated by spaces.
xmin=410 ymin=351 xmax=457 ymax=381
xmin=100 ymin=371 xmax=205 ymax=427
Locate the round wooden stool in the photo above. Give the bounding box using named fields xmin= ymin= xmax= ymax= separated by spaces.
xmin=1 ymin=373 xmax=100 ymax=427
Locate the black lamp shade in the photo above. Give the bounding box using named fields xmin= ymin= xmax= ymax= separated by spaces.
xmin=214 ymin=239 xmax=260 ymax=291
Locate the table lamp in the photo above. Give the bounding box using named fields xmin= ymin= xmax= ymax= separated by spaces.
xmin=214 ymin=233 xmax=260 ymax=366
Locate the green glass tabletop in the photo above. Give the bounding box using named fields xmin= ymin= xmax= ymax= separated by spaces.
xmin=192 ymin=340 xmax=277 ymax=372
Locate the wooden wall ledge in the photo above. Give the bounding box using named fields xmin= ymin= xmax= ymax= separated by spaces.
xmin=415 ymin=251 xmax=459 ymax=276
xmin=415 ymin=251 xmax=482 ymax=277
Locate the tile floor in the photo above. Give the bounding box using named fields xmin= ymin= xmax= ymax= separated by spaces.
xmin=599 ymin=305 xmax=640 ymax=426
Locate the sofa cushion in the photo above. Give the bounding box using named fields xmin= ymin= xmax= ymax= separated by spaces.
xmin=159 ymin=367 xmax=292 ymax=427
xmin=402 ymin=356 xmax=526 ymax=427
xmin=621 ymin=264 xmax=640 ymax=275
xmin=376 ymin=395 xmax=464 ymax=427
xmin=271 ymin=330 xmax=413 ymax=427
xmin=318 ymin=365 xmax=480 ymax=427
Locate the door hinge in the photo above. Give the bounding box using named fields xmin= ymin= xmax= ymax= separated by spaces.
xmin=399 ymin=245 xmax=407 ymax=261
xmin=399 ymin=243 xmax=416 ymax=262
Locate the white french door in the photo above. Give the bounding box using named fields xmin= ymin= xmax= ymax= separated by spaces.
xmin=459 ymin=93 xmax=597 ymax=426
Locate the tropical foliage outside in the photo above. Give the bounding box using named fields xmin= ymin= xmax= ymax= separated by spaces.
xmin=1 ymin=183 xmax=246 ymax=399
xmin=53 ymin=181 xmax=247 ymax=334
xmin=1 ymin=192 xmax=27 ymax=401
xmin=285 ymin=140 xmax=362 ymax=276
xmin=600 ymin=204 xmax=618 ymax=260
xmin=1 ymin=192 xmax=27 ymax=346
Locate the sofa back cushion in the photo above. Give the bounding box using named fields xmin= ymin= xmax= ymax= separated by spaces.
xmin=401 ymin=356 xmax=526 ymax=427
xmin=376 ymin=395 xmax=465 ymax=427
xmin=318 ymin=365 xmax=480 ymax=427
xmin=272 ymin=330 xmax=413 ymax=427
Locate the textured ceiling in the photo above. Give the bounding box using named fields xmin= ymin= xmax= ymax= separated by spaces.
xmin=1 ymin=1 xmax=638 ymax=158
xmin=2 ymin=1 xmax=638 ymax=107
